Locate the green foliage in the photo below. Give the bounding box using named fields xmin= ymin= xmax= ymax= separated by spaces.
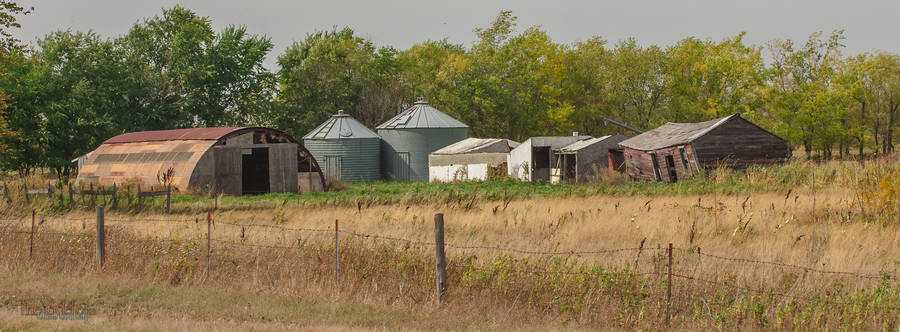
xmin=2 ymin=8 xmax=900 ymax=172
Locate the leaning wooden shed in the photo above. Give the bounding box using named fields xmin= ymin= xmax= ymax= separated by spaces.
xmin=76 ymin=127 xmax=325 ymax=195
xmin=618 ymin=114 xmax=790 ymax=182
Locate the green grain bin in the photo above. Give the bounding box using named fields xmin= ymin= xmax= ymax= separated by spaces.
xmin=303 ymin=110 xmax=381 ymax=182
xmin=377 ymin=99 xmax=468 ymax=181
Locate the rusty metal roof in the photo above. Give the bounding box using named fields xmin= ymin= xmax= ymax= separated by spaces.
xmin=618 ymin=115 xmax=737 ymax=151
xmin=103 ymin=127 xmax=243 ymax=144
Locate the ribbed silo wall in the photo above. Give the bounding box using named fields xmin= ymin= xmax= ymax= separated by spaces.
xmin=303 ymin=137 xmax=381 ymax=182
xmin=378 ymin=128 xmax=467 ymax=181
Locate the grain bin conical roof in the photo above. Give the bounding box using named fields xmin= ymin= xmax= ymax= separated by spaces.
xmin=303 ymin=110 xmax=379 ymax=139
xmin=376 ymin=99 xmax=468 ymax=130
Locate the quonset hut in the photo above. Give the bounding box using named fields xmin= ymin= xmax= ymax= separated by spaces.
xmin=377 ymin=99 xmax=468 ymax=181
xmin=75 ymin=127 xmax=325 ymax=195
xmin=618 ymin=114 xmax=790 ymax=182
xmin=303 ymin=110 xmax=381 ymax=182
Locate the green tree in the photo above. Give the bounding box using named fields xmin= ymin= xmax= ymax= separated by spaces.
xmin=117 ymin=5 xmax=274 ymax=130
xmin=665 ymin=33 xmax=766 ymax=122
xmin=275 ymin=27 xmax=400 ymax=137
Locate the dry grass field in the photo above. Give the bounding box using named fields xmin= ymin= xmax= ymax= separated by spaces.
xmin=1 ymin=158 xmax=899 ymax=330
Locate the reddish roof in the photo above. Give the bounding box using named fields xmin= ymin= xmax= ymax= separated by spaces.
xmin=103 ymin=127 xmax=244 ymax=144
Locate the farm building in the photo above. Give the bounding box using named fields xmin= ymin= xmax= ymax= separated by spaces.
xmin=75 ymin=127 xmax=325 ymax=195
xmin=554 ymin=134 xmax=629 ymax=183
xmin=618 ymin=114 xmax=790 ymax=182
xmin=303 ymin=110 xmax=381 ymax=182
xmin=428 ymin=138 xmax=519 ymax=182
xmin=377 ymin=99 xmax=468 ymax=181
xmin=507 ymin=135 xmax=593 ymax=182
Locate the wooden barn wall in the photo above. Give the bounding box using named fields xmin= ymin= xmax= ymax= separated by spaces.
xmin=692 ymin=117 xmax=790 ymax=168
xmin=624 ymin=145 xmax=700 ymax=182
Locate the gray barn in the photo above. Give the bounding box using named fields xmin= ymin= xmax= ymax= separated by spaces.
xmin=377 ymin=99 xmax=468 ymax=181
xmin=303 ymin=110 xmax=381 ymax=182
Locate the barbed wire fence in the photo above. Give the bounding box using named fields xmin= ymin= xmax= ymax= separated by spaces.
xmin=0 ymin=208 xmax=897 ymax=326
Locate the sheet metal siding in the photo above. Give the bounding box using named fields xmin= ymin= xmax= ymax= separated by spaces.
xmin=379 ymin=127 xmax=467 ymax=181
xmin=304 ymin=137 xmax=381 ymax=182
xmin=507 ymin=139 xmax=533 ymax=181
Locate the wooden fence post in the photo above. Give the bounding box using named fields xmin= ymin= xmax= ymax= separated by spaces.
xmin=334 ymin=219 xmax=339 ymax=280
xmin=166 ymin=184 xmax=171 ymax=214
xmin=434 ymin=213 xmax=447 ymax=305
xmin=666 ymin=243 xmax=673 ymax=326
xmin=137 ymin=185 xmax=143 ymax=212
xmin=96 ymin=206 xmax=105 ymax=269
xmin=207 ymin=211 xmax=212 ymax=277
xmin=29 ymin=210 xmax=35 ymax=259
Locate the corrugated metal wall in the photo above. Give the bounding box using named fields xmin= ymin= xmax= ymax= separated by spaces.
xmin=379 ymin=128 xmax=467 ymax=181
xmin=304 ymin=137 xmax=381 ymax=182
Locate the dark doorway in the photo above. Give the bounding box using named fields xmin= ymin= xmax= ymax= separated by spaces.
xmin=532 ymin=146 xmax=551 ymax=181
xmin=665 ymin=155 xmax=678 ymax=182
xmin=563 ymin=154 xmax=576 ymax=180
xmin=242 ymin=148 xmax=270 ymax=195
xmin=608 ymin=150 xmax=625 ymax=172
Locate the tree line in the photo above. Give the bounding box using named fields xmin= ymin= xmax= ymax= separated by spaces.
xmin=1 ymin=5 xmax=898 ymax=176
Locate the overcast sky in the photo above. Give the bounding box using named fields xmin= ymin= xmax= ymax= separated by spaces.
xmin=13 ymin=0 xmax=900 ymax=70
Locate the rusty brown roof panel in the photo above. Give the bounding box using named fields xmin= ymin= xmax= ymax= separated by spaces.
xmin=103 ymin=127 xmax=244 ymax=144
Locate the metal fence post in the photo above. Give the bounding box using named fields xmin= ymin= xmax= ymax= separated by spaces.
xmin=334 ymin=219 xmax=340 ymax=280
xmin=96 ymin=206 xmax=105 ymax=269
xmin=434 ymin=213 xmax=448 ymax=305
xmin=24 ymin=182 xmax=29 ymax=203
xmin=112 ymin=183 xmax=118 ymax=208
xmin=137 ymin=185 xmax=143 ymax=212
xmin=68 ymin=182 xmax=73 ymax=205
xmin=666 ymin=242 xmax=673 ymax=326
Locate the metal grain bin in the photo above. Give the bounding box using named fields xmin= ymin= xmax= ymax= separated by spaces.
xmin=303 ymin=110 xmax=381 ymax=182
xmin=377 ymin=99 xmax=468 ymax=181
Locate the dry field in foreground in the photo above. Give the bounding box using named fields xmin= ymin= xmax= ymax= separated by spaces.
xmin=2 ymin=183 xmax=899 ymax=330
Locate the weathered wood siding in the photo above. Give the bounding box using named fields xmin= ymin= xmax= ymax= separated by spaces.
xmin=691 ymin=117 xmax=790 ymax=168
xmin=624 ymin=145 xmax=700 ymax=182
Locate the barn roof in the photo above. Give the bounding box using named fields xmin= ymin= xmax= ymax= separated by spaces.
xmin=103 ymin=127 xmax=243 ymax=144
xmin=303 ymin=110 xmax=379 ymax=139
xmin=618 ymin=115 xmax=738 ymax=151
xmin=431 ymin=138 xmax=519 ymax=155
xmin=376 ymin=99 xmax=468 ymax=130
